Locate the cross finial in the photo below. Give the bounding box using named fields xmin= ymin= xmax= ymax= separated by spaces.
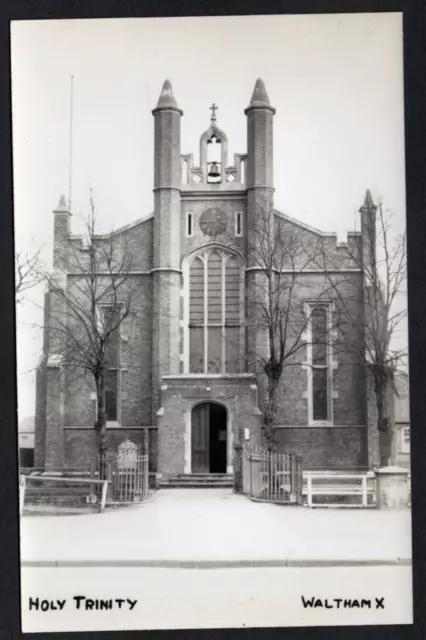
xmin=210 ymin=103 xmax=218 ymax=121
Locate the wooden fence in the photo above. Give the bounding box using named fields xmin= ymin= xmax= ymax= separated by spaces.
xmin=234 ymin=444 xmax=303 ymax=505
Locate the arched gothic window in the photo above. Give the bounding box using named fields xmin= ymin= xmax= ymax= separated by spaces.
xmin=311 ymin=308 xmax=328 ymax=421
xmin=303 ymin=301 xmax=335 ymax=425
xmin=184 ymin=248 xmax=244 ymax=374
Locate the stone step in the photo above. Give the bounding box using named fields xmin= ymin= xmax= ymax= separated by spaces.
xmin=159 ymin=472 xmax=234 ymax=489
xmin=165 ymin=476 xmax=232 ymax=482
xmin=160 ymin=482 xmax=234 ymax=489
xmin=176 ymin=474 xmax=233 ymax=479
xmin=160 ymin=474 xmax=234 ymax=489
xmin=163 ymin=481 xmax=233 ymax=486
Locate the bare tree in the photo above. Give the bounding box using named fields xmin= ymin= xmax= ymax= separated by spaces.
xmin=15 ymin=248 xmax=43 ymax=304
xmin=42 ymin=195 xmax=137 ymax=465
xmin=315 ymin=191 xmax=407 ymax=465
xmin=245 ymin=201 xmax=339 ymax=445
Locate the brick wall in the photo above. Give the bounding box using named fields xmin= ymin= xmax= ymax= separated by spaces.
xmin=34 ymin=360 xmax=47 ymax=467
xmin=157 ymin=375 xmax=261 ymax=477
xmin=62 ymin=275 xmax=153 ymax=428
xmin=273 ymin=426 xmax=367 ymax=468
xmin=180 ymin=198 xmax=246 ymax=257
xmin=64 ymin=428 xmax=157 ymax=471
xmin=44 ymin=365 xmax=64 ymax=469
xmin=250 ymin=271 xmax=366 ymax=428
xmin=66 ymin=218 xmax=153 ymax=273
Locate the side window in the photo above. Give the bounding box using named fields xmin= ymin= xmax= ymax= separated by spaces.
xmin=235 ymin=211 xmax=243 ymax=237
xmin=186 ymin=212 xmax=194 ymax=238
xmin=401 ymin=426 xmax=410 ymax=453
xmin=311 ymin=308 xmax=328 ymax=422
xmin=99 ymin=304 xmax=122 ymax=424
xmin=304 ymin=302 xmax=334 ymax=425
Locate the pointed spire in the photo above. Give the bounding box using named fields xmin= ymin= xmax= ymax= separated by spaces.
xmin=53 ymin=194 xmax=71 ymax=214
xmin=359 ymin=189 xmax=377 ymax=213
xmin=245 ymin=78 xmax=275 ymax=114
xmin=156 ymin=80 xmax=177 ymax=109
xmin=153 ymin=79 xmax=183 ymax=115
xmin=364 ymin=189 xmax=374 ymax=207
xmin=251 ymin=78 xmax=270 ymax=105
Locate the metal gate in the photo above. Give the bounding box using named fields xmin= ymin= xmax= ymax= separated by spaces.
xmin=93 ymin=440 xmax=149 ymax=503
xmin=234 ymin=444 xmax=303 ymax=505
xmin=233 ymin=444 xmax=243 ymax=493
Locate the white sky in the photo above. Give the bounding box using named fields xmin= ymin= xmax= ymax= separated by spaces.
xmin=11 ymin=13 xmax=406 ymax=421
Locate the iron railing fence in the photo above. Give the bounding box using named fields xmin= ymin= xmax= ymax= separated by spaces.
xmin=91 ymin=440 xmax=149 ymax=503
xmin=234 ymin=444 xmax=303 ymax=505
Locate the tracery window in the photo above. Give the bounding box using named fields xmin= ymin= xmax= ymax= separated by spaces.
xmin=311 ymin=308 xmax=328 ymax=421
xmin=98 ymin=304 xmax=122 ymax=424
xmin=304 ymin=302 xmax=334 ymax=425
xmin=186 ymin=248 xmax=243 ymax=374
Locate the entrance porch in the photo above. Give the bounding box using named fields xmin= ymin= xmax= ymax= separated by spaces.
xmin=156 ymin=374 xmax=261 ymax=480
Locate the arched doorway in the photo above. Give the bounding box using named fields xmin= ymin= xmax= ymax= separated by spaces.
xmin=191 ymin=403 xmax=227 ymax=473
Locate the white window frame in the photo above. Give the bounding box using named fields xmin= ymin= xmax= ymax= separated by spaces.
xmin=181 ymin=158 xmax=189 ymax=185
xmin=240 ymin=159 xmax=245 ymax=183
xmin=303 ymin=301 xmax=336 ymax=426
xmin=186 ymin=211 xmax=194 ymax=238
xmin=235 ymin=211 xmax=244 ymax=237
xmin=97 ymin=302 xmax=124 ymax=427
xmin=401 ymin=425 xmax=410 ymax=454
xmin=182 ymin=245 xmax=245 ymax=374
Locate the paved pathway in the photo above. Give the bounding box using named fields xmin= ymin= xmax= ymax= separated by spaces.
xmin=20 ymin=488 xmax=412 ymax=565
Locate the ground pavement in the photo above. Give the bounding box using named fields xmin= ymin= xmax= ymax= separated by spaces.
xmin=20 ymin=488 xmax=412 ymax=566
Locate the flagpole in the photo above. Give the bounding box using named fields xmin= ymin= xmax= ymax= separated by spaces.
xmin=68 ymin=74 xmax=74 ymax=210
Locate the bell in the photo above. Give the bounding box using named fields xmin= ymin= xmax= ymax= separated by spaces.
xmin=208 ymin=162 xmax=220 ymax=178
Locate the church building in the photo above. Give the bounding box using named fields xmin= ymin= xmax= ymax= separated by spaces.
xmin=34 ymin=79 xmax=381 ymax=480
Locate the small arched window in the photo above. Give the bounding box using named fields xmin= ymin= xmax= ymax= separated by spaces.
xmin=181 ymin=159 xmax=188 ymax=185
xmin=240 ymin=159 xmax=245 ymax=183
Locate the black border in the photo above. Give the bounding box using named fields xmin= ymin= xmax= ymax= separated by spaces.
xmin=1 ymin=2 xmax=425 ymax=639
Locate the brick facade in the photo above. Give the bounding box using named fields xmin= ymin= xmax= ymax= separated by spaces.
xmin=34 ymin=78 xmax=381 ymax=476
xmin=273 ymin=427 xmax=367 ymax=469
xmin=64 ymin=428 xmax=157 ymax=472
xmin=157 ymin=375 xmax=261 ymax=477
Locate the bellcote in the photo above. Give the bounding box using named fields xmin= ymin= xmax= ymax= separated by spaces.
xmin=181 ymin=103 xmax=247 ymax=189
xmin=199 ymin=104 xmax=229 ymax=183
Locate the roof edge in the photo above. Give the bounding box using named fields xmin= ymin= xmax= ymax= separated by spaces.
xmin=69 ymin=213 xmax=154 ymax=243
xmin=273 ymin=209 xmax=337 ymax=238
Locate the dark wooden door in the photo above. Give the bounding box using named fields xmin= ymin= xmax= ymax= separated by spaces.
xmin=192 ymin=404 xmax=209 ymax=473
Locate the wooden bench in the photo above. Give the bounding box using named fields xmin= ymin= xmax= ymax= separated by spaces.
xmin=20 ymin=474 xmax=110 ymax=515
xmin=303 ymin=473 xmax=376 ymax=508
